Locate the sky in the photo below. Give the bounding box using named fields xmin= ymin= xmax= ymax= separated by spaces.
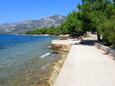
xmin=0 ymin=0 xmax=81 ymax=24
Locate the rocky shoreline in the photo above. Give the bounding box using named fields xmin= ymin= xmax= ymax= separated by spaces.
xmin=34 ymin=42 xmax=70 ymax=86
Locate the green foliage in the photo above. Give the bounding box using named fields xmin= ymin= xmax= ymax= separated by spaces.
xmin=61 ymin=11 xmax=83 ymax=36
xmin=26 ymin=0 xmax=115 ymax=48
xmin=77 ymin=0 xmax=115 ymax=48
xmin=25 ymin=27 xmax=62 ymax=35
xmin=98 ymin=18 xmax=115 ymax=47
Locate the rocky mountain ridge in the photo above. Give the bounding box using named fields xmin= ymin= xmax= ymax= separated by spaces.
xmin=0 ymin=15 xmax=66 ymax=34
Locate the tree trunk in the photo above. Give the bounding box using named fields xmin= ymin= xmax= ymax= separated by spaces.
xmin=97 ymin=32 xmax=101 ymax=42
xmin=112 ymin=42 xmax=115 ymax=48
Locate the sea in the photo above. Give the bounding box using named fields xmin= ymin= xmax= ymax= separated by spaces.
xmin=0 ymin=34 xmax=57 ymax=86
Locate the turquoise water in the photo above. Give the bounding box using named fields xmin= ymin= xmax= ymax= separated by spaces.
xmin=0 ymin=35 xmax=56 ymax=86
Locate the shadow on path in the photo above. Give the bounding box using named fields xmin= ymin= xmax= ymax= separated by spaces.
xmin=79 ymin=40 xmax=98 ymax=46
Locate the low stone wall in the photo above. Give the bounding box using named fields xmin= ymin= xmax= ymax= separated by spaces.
xmin=95 ymin=43 xmax=115 ymax=58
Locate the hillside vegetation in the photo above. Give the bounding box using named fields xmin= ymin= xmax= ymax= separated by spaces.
xmin=26 ymin=0 xmax=115 ymax=48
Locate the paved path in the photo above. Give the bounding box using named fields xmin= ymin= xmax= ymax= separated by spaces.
xmin=54 ymin=45 xmax=115 ymax=86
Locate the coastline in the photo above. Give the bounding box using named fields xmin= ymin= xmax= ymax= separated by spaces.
xmin=17 ymin=34 xmax=52 ymax=37
xmin=37 ymin=40 xmax=71 ymax=86
xmin=0 ymin=34 xmax=78 ymax=86
xmin=45 ymin=39 xmax=80 ymax=86
xmin=38 ymin=51 xmax=68 ymax=86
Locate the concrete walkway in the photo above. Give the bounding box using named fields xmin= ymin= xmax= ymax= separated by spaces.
xmin=54 ymin=45 xmax=115 ymax=86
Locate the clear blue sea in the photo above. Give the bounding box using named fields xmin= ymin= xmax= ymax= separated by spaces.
xmin=0 ymin=34 xmax=56 ymax=86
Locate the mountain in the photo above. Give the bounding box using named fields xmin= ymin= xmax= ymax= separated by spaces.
xmin=0 ymin=15 xmax=66 ymax=34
